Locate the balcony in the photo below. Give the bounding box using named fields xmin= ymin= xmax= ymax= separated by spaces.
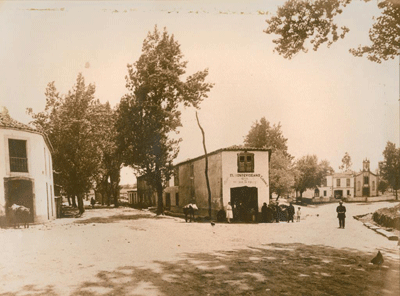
xmin=10 ymin=157 xmax=28 ymax=172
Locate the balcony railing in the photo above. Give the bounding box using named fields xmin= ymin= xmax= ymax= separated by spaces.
xmin=10 ymin=157 xmax=28 ymax=172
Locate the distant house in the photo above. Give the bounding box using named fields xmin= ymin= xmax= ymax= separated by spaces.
xmin=0 ymin=108 xmax=56 ymax=224
xmin=137 ymin=146 xmax=271 ymax=220
xmin=302 ymin=159 xmax=379 ymax=202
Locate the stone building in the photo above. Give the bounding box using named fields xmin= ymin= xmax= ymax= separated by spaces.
xmin=137 ymin=146 xmax=271 ymax=220
xmin=0 ymin=108 xmax=56 ymax=224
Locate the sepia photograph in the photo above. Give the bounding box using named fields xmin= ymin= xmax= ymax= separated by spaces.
xmin=0 ymin=0 xmax=399 ymax=295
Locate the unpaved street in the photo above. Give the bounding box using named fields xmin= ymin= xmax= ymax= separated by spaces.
xmin=0 ymin=202 xmax=399 ymax=295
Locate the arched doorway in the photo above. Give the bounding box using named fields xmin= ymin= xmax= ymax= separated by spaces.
xmin=230 ymin=186 xmax=258 ymax=222
xmin=4 ymin=178 xmax=34 ymax=223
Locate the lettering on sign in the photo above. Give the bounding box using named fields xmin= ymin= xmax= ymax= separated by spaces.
xmin=229 ymin=173 xmax=268 ymax=187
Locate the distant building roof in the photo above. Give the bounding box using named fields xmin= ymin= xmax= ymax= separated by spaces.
xmin=332 ymin=171 xmax=354 ymax=178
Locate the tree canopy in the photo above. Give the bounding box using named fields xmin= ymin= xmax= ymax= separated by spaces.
xmin=269 ymin=150 xmax=296 ymax=199
xmin=28 ymin=74 xmax=104 ymax=213
xmin=116 ymin=26 xmax=213 ymax=214
xmin=294 ymin=154 xmax=334 ymax=198
xmin=243 ymin=117 xmax=293 ymax=198
xmin=244 ymin=117 xmax=290 ymax=156
xmin=339 ymin=152 xmax=352 ymax=171
xmin=380 ymin=141 xmax=400 ymax=199
xmin=264 ymin=0 xmax=400 ymax=63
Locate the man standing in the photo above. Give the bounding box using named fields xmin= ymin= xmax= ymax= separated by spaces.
xmin=336 ymin=201 xmax=346 ymax=229
xmin=287 ymin=203 xmax=295 ymax=223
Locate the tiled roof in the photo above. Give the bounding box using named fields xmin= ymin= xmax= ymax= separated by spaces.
xmin=0 ymin=111 xmax=37 ymax=132
xmin=0 ymin=109 xmax=53 ymax=152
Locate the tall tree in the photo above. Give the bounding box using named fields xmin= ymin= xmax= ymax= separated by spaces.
xmin=269 ymin=150 xmax=296 ymax=199
xmin=380 ymin=141 xmax=400 ymax=199
xmin=244 ymin=117 xmax=293 ymax=199
xmin=116 ymin=26 xmax=213 ymax=214
xmin=90 ymin=102 xmax=122 ymax=207
xmin=294 ymin=155 xmax=334 ymax=200
xmin=244 ymin=117 xmax=290 ymax=156
xmin=339 ymin=152 xmax=352 ymax=172
xmin=264 ymin=0 xmax=400 ymax=63
xmin=28 ymin=74 xmax=102 ymax=214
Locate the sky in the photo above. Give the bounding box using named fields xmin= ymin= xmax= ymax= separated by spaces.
xmin=0 ymin=0 xmax=398 ymax=184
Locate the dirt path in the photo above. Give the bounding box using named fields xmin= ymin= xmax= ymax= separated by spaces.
xmin=0 ymin=202 xmax=399 ymax=295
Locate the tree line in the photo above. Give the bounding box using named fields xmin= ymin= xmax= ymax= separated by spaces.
xmin=28 ymin=2 xmax=399 ymax=215
xmin=28 ymin=26 xmax=213 ymax=214
xmin=243 ymin=117 xmax=400 ymax=200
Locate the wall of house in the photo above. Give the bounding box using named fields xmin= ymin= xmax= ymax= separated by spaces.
xmin=0 ymin=128 xmax=55 ymax=223
xmin=172 ymin=152 xmax=223 ymax=217
xmin=221 ymin=150 xmax=269 ymax=212
xmin=332 ymin=176 xmax=354 ymax=198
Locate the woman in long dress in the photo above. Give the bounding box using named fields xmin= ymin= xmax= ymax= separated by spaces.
xmin=226 ymin=202 xmax=233 ymax=223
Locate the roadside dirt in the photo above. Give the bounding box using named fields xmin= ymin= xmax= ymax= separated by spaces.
xmin=0 ymin=202 xmax=399 ymax=295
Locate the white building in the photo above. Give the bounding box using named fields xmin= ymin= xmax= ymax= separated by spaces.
xmin=155 ymin=146 xmax=271 ymax=220
xmin=0 ymin=108 xmax=56 ymax=224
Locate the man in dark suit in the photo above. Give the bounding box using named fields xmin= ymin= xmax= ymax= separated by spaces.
xmin=336 ymin=201 xmax=346 ymax=229
xmin=287 ymin=203 xmax=295 ymax=223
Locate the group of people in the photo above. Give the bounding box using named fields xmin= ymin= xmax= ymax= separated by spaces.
xmin=260 ymin=202 xmax=301 ymax=223
xmin=184 ymin=199 xmax=347 ymax=227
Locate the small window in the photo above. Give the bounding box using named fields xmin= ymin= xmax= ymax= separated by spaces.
xmin=357 ymin=181 xmax=361 ymax=191
xmin=175 ymin=193 xmax=179 ymax=206
xmin=324 ymin=191 xmax=327 ymax=197
xmin=336 ymin=179 xmax=341 ymax=187
xmin=9 ymin=139 xmax=28 ymax=172
xmin=372 ymin=181 xmax=375 ymax=191
xmin=364 ymin=176 xmax=369 ymax=185
xmin=237 ymin=153 xmax=254 ymax=173
xmin=347 ymin=190 xmax=350 ymax=196
xmin=346 ymin=178 xmax=350 ymax=187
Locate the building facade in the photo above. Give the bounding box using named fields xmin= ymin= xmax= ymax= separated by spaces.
xmin=302 ymin=159 xmax=379 ymax=201
xmin=137 ymin=146 xmax=271 ymax=220
xmin=0 ymin=108 xmax=56 ymax=224
xmin=354 ymin=159 xmax=379 ymax=198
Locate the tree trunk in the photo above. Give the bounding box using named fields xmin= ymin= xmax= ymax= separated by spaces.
xmin=196 ymin=112 xmax=212 ymax=219
xmin=77 ymin=194 xmax=85 ymax=214
xmin=71 ymin=195 xmax=77 ymax=208
xmin=156 ymin=181 xmax=163 ymax=215
xmin=67 ymin=195 xmax=71 ymax=206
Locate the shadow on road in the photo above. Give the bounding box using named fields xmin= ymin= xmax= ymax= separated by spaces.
xmin=67 ymin=243 xmax=400 ymax=296
xmin=75 ymin=214 xmax=166 ymax=225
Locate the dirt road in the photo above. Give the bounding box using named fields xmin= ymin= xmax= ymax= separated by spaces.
xmin=0 ymin=202 xmax=399 ymax=295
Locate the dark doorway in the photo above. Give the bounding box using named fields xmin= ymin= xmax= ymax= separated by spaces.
xmin=230 ymin=186 xmax=258 ymax=222
xmin=165 ymin=193 xmax=171 ymax=210
xmin=334 ymin=190 xmax=343 ymax=199
xmin=362 ymin=187 xmax=370 ymax=197
xmin=4 ymin=179 xmax=34 ymax=222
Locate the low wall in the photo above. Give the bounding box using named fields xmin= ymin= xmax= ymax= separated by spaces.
xmin=345 ymin=195 xmax=397 ymax=202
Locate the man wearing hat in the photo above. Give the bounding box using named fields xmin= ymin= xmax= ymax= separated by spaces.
xmin=336 ymin=201 xmax=346 ymax=229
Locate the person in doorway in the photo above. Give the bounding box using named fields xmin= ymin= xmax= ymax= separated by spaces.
xmin=287 ymin=203 xmax=295 ymax=223
xmin=336 ymin=201 xmax=346 ymax=229
xmin=296 ymin=207 xmax=301 ymax=222
xmin=261 ymin=202 xmax=268 ymax=222
xmin=226 ymin=202 xmax=233 ymax=223
xmin=90 ymin=197 xmax=96 ymax=209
